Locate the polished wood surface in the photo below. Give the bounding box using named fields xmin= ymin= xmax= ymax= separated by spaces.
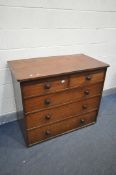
xmin=8 ymin=54 xmax=109 ymax=146
xmin=27 ymin=110 xmax=97 ymax=145
xmin=23 ymin=83 xmax=103 ymax=113
xmin=26 ymin=96 xmax=100 ymax=129
xmin=22 ymin=76 xmax=68 ymax=98
xmin=8 ymin=54 xmax=109 ymax=82
xmin=70 ymin=70 xmax=105 ymax=87
xmin=22 ymin=69 xmax=105 ymax=99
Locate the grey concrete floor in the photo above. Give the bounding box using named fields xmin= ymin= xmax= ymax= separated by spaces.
xmin=0 ymin=94 xmax=116 ymax=175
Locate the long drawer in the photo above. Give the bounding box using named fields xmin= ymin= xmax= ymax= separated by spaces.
xmin=26 ymin=96 xmax=100 ymax=129
xmin=24 ymin=83 xmax=103 ymax=113
xmin=27 ymin=110 xmax=97 ymax=145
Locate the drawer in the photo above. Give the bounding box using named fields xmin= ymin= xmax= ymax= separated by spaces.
xmin=24 ymin=83 xmax=103 ymax=113
xmin=70 ymin=70 xmax=105 ymax=88
xmin=27 ymin=110 xmax=97 ymax=145
xmin=26 ymin=96 xmax=100 ymax=129
xmin=22 ymin=76 xmax=68 ymax=98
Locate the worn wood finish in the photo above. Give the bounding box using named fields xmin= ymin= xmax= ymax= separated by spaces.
xmin=27 ymin=110 xmax=97 ymax=145
xmin=26 ymin=96 xmax=100 ymax=129
xmin=8 ymin=54 xmax=109 ymax=146
xmin=8 ymin=54 xmax=109 ymax=82
xmin=22 ymin=76 xmax=68 ymax=98
xmin=70 ymin=70 xmax=105 ymax=88
xmin=21 ymin=69 xmax=105 ymax=98
xmin=23 ymin=83 xmax=103 ymax=113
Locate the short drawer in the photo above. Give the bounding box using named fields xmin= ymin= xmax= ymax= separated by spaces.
xmin=24 ymin=83 xmax=103 ymax=113
xmin=22 ymin=76 xmax=68 ymax=98
xmin=70 ymin=70 xmax=105 ymax=88
xmin=26 ymin=96 xmax=100 ymax=129
xmin=27 ymin=110 xmax=97 ymax=145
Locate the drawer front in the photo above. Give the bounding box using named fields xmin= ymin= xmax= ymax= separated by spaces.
xmin=26 ymin=96 xmax=100 ymax=129
xmin=27 ymin=111 xmax=97 ymax=145
xmin=24 ymin=83 xmax=103 ymax=113
xmin=70 ymin=70 xmax=105 ymax=88
xmin=22 ymin=76 xmax=68 ymax=98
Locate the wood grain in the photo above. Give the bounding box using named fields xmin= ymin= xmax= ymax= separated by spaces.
xmin=22 ymin=76 xmax=68 ymax=98
xmin=70 ymin=70 xmax=105 ymax=88
xmin=26 ymin=96 xmax=100 ymax=129
xmin=8 ymin=54 xmax=109 ymax=146
xmin=8 ymin=54 xmax=109 ymax=82
xmin=27 ymin=110 xmax=97 ymax=145
xmin=23 ymin=83 xmax=103 ymax=113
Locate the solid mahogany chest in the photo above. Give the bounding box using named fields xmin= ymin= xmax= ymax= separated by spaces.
xmin=8 ymin=54 xmax=109 ymax=146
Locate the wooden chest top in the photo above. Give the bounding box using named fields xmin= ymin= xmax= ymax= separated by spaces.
xmin=8 ymin=54 xmax=109 ymax=82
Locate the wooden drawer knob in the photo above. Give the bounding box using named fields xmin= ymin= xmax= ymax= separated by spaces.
xmin=44 ymin=99 xmax=51 ymax=105
xmin=82 ymin=104 xmax=88 ymax=109
xmin=45 ymin=115 xmax=51 ymax=120
xmin=84 ymin=90 xmax=90 ymax=95
xmin=86 ymin=76 xmax=92 ymax=81
xmin=80 ymin=119 xmax=85 ymax=124
xmin=44 ymin=83 xmax=51 ymax=89
xmin=45 ymin=130 xmax=51 ymax=136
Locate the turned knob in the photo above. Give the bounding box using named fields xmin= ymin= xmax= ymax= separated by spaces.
xmin=84 ymin=90 xmax=89 ymax=95
xmin=80 ymin=119 xmax=85 ymax=124
xmin=45 ymin=130 xmax=51 ymax=136
xmin=44 ymin=83 xmax=51 ymax=89
xmin=86 ymin=76 xmax=92 ymax=81
xmin=82 ymin=104 xmax=88 ymax=109
xmin=45 ymin=115 xmax=51 ymax=120
xmin=44 ymin=99 xmax=51 ymax=105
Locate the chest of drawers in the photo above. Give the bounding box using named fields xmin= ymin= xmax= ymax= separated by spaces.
xmin=8 ymin=54 xmax=109 ymax=146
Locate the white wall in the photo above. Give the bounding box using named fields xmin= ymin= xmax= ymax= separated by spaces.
xmin=0 ymin=0 xmax=116 ymax=119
